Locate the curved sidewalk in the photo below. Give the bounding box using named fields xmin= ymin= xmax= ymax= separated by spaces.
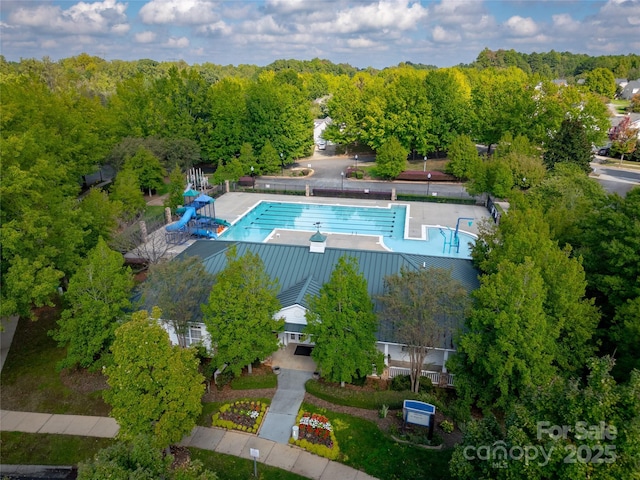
xmin=0 ymin=410 xmax=377 ymax=480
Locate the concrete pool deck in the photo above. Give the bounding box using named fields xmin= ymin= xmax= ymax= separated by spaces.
xmin=211 ymin=192 xmax=490 ymax=252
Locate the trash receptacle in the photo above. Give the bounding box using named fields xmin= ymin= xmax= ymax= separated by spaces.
xmin=292 ymin=425 xmax=299 ymax=440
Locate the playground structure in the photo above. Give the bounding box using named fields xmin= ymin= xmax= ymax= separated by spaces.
xmin=165 ymin=189 xmax=230 ymax=244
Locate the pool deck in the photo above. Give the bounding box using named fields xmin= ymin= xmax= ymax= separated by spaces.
xmin=207 ymin=192 xmax=490 ymax=253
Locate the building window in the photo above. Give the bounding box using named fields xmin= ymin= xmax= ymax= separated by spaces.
xmin=186 ymin=327 xmax=202 ymax=347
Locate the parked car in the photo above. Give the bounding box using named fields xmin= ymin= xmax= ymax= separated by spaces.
xmin=598 ymin=146 xmax=611 ymax=156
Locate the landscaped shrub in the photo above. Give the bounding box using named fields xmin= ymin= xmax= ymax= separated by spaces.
xmin=289 ymin=411 xmax=340 ymax=460
xmin=211 ymin=400 xmax=267 ymax=434
xmin=390 ymin=375 xmax=433 ymax=393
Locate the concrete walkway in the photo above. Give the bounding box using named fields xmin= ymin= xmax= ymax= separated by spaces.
xmin=0 ymin=410 xmax=377 ymax=480
xmin=259 ymin=368 xmax=313 ymax=443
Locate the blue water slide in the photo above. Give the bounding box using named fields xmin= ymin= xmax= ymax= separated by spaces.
xmin=166 ymin=207 xmax=196 ymax=232
xmin=190 ymin=228 xmax=217 ymax=239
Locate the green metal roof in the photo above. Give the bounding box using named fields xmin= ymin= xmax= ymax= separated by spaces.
xmin=176 ymin=240 xmax=479 ymax=347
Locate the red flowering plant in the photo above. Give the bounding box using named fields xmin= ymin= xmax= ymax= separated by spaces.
xmin=290 ymin=411 xmax=340 ymax=460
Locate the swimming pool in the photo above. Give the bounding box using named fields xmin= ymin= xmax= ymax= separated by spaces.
xmin=218 ymin=201 xmax=476 ymax=258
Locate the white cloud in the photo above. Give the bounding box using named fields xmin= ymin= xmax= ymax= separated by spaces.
xmin=140 ymin=0 xmax=219 ymax=26
xmin=135 ymin=31 xmax=156 ymax=43
xmin=111 ymin=23 xmax=130 ymax=34
xmin=347 ymin=37 xmax=379 ymax=49
xmin=333 ymin=0 xmax=427 ymax=33
xmin=165 ymin=36 xmax=190 ymax=48
xmin=8 ymin=0 xmax=129 ymax=36
xmin=432 ymin=25 xmax=461 ymax=43
xmin=504 ymin=15 xmax=539 ymax=37
xmin=552 ymin=13 xmax=580 ymax=32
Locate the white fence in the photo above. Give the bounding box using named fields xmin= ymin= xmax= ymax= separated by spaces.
xmin=388 ymin=366 xmax=455 ymax=387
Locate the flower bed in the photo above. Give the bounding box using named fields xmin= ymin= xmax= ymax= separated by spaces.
xmin=290 ymin=411 xmax=340 ymax=460
xmin=212 ymin=400 xmax=267 ymax=434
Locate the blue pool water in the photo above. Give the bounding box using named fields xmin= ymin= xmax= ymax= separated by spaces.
xmin=219 ymin=201 xmax=475 ymax=258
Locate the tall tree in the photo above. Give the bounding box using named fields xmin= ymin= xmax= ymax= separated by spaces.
xmin=305 ymin=256 xmax=383 ymax=386
xmin=375 ymin=136 xmax=407 ymax=179
xmin=123 ymin=146 xmax=166 ymax=196
xmin=424 ymin=68 xmax=471 ymax=155
xmin=109 ymin=167 xmax=146 ymax=221
xmin=79 ymin=188 xmax=121 ymax=250
xmin=584 ymin=67 xmax=616 ymax=99
xmin=452 ymin=259 xmax=553 ymax=410
xmin=51 ymin=238 xmax=133 ymax=370
xmin=142 ymin=256 xmax=214 ymax=348
xmin=377 ymin=267 xmax=469 ymax=393
xmin=446 ymin=134 xmax=481 ymax=180
xmin=104 ymin=308 xmax=204 ymax=449
xmin=543 ymin=117 xmax=594 ymax=173
xmin=202 ymin=247 xmax=283 ymax=375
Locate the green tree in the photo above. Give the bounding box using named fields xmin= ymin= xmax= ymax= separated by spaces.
xmin=375 ymin=136 xmax=407 ymax=179
xmin=79 ymin=188 xmax=121 ymax=250
xmin=377 ymin=267 xmax=469 ymax=393
xmin=110 ymin=167 xmax=146 ymax=221
xmin=104 ymin=308 xmax=204 ymax=449
xmin=165 ymin=165 xmax=185 ymax=212
xmin=124 ymin=146 xmax=166 ymax=195
xmin=204 ymin=77 xmax=248 ymax=163
xmin=142 ymin=256 xmax=214 ymax=348
xmin=446 ymin=134 xmax=481 ymax=180
xmin=472 ymin=208 xmax=599 ymax=373
xmin=453 ymin=259 xmax=553 ymax=410
xmin=543 ymin=117 xmax=594 ymax=173
xmin=51 ymin=238 xmax=133 ymax=370
xmin=450 ymin=357 xmax=640 ymax=480
xmin=202 ymin=247 xmax=283 ymax=375
xmin=257 ymin=139 xmax=281 ymax=175
xmin=305 ymin=256 xmax=383 ymax=386
xmin=238 ymin=142 xmax=255 ymax=174
xmin=77 ymin=435 xmax=217 ymax=479
xmin=424 ymin=68 xmax=471 ymax=155
xmin=584 ymin=67 xmax=616 ymax=99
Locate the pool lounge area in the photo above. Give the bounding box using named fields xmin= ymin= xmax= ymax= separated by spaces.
xmin=218 ymin=200 xmax=478 ymax=259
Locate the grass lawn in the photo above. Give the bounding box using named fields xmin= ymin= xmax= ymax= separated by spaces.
xmin=189 ymin=448 xmax=308 ymax=480
xmin=0 ymin=307 xmax=110 ymax=415
xmin=610 ymin=99 xmax=630 ymax=114
xmin=306 ymin=378 xmax=419 ymax=409
xmin=300 ymin=402 xmax=452 ymax=480
xmin=230 ymin=370 xmax=277 ymax=390
xmin=0 ymin=432 xmax=114 ymax=465
xmin=0 ymin=433 xmax=306 ymax=480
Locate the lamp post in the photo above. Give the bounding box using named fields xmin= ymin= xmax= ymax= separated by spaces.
xmin=250 ymin=166 xmax=255 ymax=190
xmin=355 ymin=154 xmax=358 ymax=173
xmin=423 ymin=156 xmax=427 ymax=172
xmin=341 ymin=171 xmax=344 ymax=191
xmin=427 ymin=172 xmax=431 ymax=196
xmin=280 ymin=152 xmax=284 ymax=176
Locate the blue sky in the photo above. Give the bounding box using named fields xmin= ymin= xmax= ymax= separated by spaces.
xmin=1 ymin=1 xmax=639 ymax=69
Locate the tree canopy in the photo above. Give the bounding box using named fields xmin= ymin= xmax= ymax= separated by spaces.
xmin=104 ymin=308 xmax=204 ymax=449
xmin=305 ymin=256 xmax=383 ymax=386
xmin=201 ymin=247 xmax=284 ymax=375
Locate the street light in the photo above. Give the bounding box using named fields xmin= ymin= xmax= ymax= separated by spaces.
xmin=280 ymin=152 xmax=284 ymax=176
xmin=355 ymin=154 xmax=358 ymax=173
xmin=250 ymin=166 xmax=255 ymax=190
xmin=427 ymin=172 xmax=432 ymax=196
xmin=423 ymin=156 xmax=427 ymax=172
xmin=341 ymin=171 xmax=344 ymax=191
